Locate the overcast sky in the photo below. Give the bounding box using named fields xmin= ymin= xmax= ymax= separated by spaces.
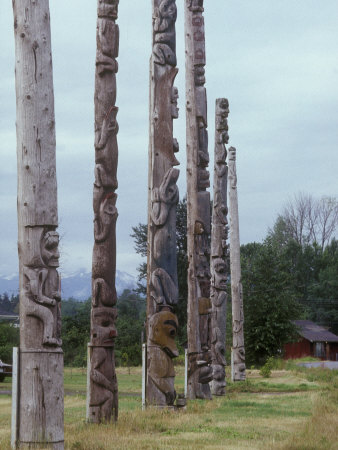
xmin=0 ymin=0 xmax=337 ymax=278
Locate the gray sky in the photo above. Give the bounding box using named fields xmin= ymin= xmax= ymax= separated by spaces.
xmin=1 ymin=0 xmax=337 ymax=278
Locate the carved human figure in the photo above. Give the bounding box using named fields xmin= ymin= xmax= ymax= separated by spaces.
xmin=96 ymin=19 xmax=119 ymax=75
xmin=24 ymin=229 xmax=61 ymax=347
xmin=89 ymin=307 xmax=118 ymax=422
xmin=147 ymin=310 xmax=179 ymax=407
xmin=153 ymin=0 xmax=177 ymax=66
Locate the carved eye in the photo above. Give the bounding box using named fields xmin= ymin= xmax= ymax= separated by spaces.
xmin=102 ymin=321 xmax=110 ymax=327
xmin=170 ymin=329 xmax=176 ymax=337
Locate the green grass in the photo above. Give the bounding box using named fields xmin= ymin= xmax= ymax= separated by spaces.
xmin=0 ymin=365 xmax=337 ymax=449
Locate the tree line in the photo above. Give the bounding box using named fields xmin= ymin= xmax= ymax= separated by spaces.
xmin=132 ymin=193 xmax=338 ymax=365
xmin=1 ymin=193 xmax=337 ymax=367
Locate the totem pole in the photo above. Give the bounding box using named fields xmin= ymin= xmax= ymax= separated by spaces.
xmin=210 ymin=99 xmax=230 ymax=396
xmin=87 ymin=0 xmax=119 ymax=423
xmin=146 ymin=0 xmax=180 ymax=407
xmin=228 ymin=147 xmax=246 ymax=381
xmin=185 ymin=0 xmax=213 ymax=400
xmin=12 ymin=0 xmax=63 ymax=447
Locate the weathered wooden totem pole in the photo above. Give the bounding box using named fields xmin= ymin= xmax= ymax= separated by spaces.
xmin=146 ymin=0 xmax=180 ymax=407
xmin=185 ymin=0 xmax=213 ymax=400
xmin=228 ymin=147 xmax=246 ymax=381
xmin=12 ymin=0 xmax=64 ymax=447
xmin=210 ymin=99 xmax=230 ymax=396
xmin=87 ymin=0 xmax=119 ymax=423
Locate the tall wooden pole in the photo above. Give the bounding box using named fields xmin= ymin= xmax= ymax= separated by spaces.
xmin=87 ymin=0 xmax=119 ymax=423
xmin=228 ymin=147 xmax=246 ymax=381
xmin=146 ymin=0 xmax=180 ymax=407
xmin=13 ymin=0 xmax=64 ymax=447
xmin=185 ymin=0 xmax=213 ymax=400
xmin=210 ymin=99 xmax=230 ymax=396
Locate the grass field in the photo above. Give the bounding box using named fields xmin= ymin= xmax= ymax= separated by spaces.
xmin=0 ymin=363 xmax=337 ymax=449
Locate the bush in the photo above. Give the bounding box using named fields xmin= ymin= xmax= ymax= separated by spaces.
xmin=260 ymin=357 xmax=275 ymax=378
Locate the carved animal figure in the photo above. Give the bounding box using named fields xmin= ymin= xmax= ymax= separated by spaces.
xmin=188 ymin=351 xmax=213 ymax=399
xmin=151 ymin=167 xmax=179 ymax=226
xmin=92 ymin=278 xmax=117 ymax=307
xmin=94 ymin=192 xmax=118 ymax=243
xmin=147 ymin=310 xmax=178 ymax=407
xmin=89 ymin=347 xmax=118 ymax=422
xmin=151 ymin=268 xmax=178 ymax=306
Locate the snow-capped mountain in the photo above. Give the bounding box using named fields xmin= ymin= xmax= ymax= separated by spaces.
xmin=0 ymin=269 xmax=137 ymax=301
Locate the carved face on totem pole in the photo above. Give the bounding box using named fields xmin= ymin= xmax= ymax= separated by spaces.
xmin=212 ymin=364 xmax=226 ymax=394
xmin=214 ymin=192 xmax=228 ymax=226
xmin=91 ymin=307 xmax=117 ymax=346
xmin=233 ymin=347 xmax=246 ymax=380
xmin=159 ymin=0 xmax=177 ymax=24
xmin=41 ymin=231 xmax=60 ymax=268
xmin=148 ymin=310 xmax=179 ymax=358
xmin=189 ymin=0 xmax=204 ymax=12
xmin=194 ymin=66 xmax=205 ymax=86
xmin=171 ymin=86 xmax=179 ymax=119
xmin=212 ymin=258 xmax=228 ymax=290
xmin=215 ymin=139 xmax=227 ymax=163
xmin=98 ymin=0 xmax=119 ymax=19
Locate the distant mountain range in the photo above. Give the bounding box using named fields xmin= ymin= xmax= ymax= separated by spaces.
xmin=0 ymin=269 xmax=137 ymax=301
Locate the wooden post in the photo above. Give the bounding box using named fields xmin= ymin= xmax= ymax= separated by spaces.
xmin=228 ymin=147 xmax=246 ymax=381
xmin=11 ymin=347 xmax=19 ymax=449
xmin=142 ymin=344 xmax=147 ymax=410
xmin=210 ymin=99 xmax=230 ymax=396
xmin=185 ymin=0 xmax=213 ymax=400
xmin=146 ymin=0 xmax=180 ymax=408
xmin=13 ymin=1 xmax=64 ymax=447
xmin=184 ymin=348 xmax=188 ymax=398
xmin=87 ymin=0 xmax=119 ymax=423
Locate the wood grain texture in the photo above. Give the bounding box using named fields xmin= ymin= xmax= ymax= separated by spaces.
xmin=13 ymin=0 xmax=64 ymax=446
xmin=228 ymin=147 xmax=246 ymax=381
xmin=185 ymin=0 xmax=213 ymax=400
xmin=146 ymin=0 xmax=180 ymax=407
xmin=87 ymin=0 xmax=119 ymax=423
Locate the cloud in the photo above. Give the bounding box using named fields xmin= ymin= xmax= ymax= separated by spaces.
xmin=0 ymin=0 xmax=337 ymax=278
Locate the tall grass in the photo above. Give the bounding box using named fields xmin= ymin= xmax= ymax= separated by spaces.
xmin=0 ymin=365 xmax=337 ymax=449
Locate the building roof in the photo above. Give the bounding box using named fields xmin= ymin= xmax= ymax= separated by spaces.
xmin=293 ymin=320 xmax=338 ymax=343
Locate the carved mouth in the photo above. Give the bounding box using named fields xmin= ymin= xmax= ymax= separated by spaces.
xmin=164 ymin=346 xmax=179 ymax=358
xmin=48 ymin=258 xmax=59 ymax=267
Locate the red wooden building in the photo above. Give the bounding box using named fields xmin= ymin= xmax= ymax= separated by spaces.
xmin=284 ymin=320 xmax=338 ymax=361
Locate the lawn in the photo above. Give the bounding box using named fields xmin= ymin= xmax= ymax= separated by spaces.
xmin=0 ymin=364 xmax=337 ymax=449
